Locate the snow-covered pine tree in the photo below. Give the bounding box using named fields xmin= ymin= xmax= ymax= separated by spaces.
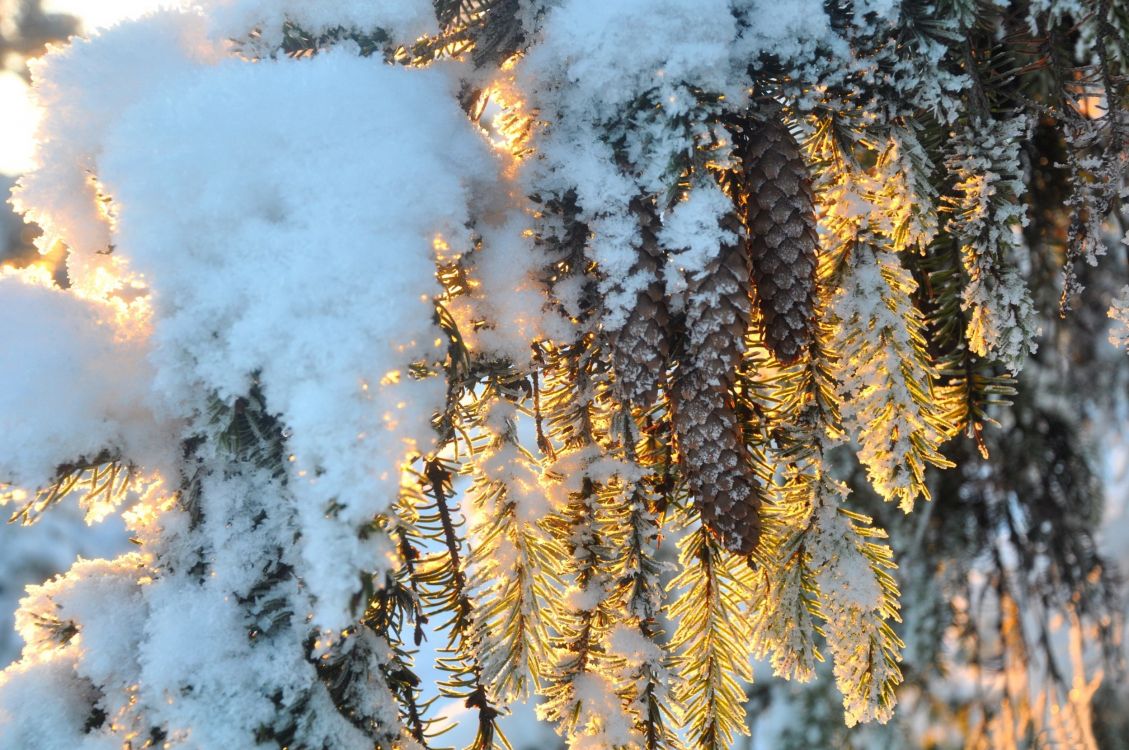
xmin=0 ymin=0 xmax=1126 ymax=748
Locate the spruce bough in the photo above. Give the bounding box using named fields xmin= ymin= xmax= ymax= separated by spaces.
xmin=0 ymin=1 xmax=1127 ymax=748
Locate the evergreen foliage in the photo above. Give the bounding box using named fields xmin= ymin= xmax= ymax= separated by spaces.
xmin=1 ymin=0 xmax=1128 ymax=748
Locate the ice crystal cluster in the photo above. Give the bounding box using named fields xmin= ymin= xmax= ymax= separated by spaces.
xmin=0 ymin=0 xmax=1126 ymax=749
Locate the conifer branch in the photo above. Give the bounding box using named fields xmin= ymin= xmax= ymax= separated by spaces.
xmin=668 ymin=519 xmax=756 ymax=750
xmin=464 ymin=396 xmax=560 ymax=702
xmin=414 ymin=457 xmax=507 ymax=750
xmin=3 ymin=450 xmax=130 ymax=525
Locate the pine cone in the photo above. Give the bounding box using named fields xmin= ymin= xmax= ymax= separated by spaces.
xmin=682 ymin=212 xmax=750 ymax=384
xmin=672 ymin=365 xmax=763 ymax=556
xmin=672 ymin=216 xmax=763 ymax=555
xmin=612 ymin=196 xmax=670 ymax=405
xmin=737 ymin=115 xmax=819 ymax=364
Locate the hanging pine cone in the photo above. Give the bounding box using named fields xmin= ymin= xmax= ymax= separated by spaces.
xmin=612 ymin=196 xmax=671 ymax=406
xmin=680 ymin=211 xmax=750 ymax=384
xmin=671 ymin=211 xmax=764 ymax=555
xmin=672 ymin=365 xmax=764 ymax=556
xmin=736 ymin=114 xmax=819 ymax=364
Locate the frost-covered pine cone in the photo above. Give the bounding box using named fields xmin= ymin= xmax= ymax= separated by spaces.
xmin=738 ymin=114 xmax=819 ymax=364
xmin=673 ymin=214 xmax=763 ymax=555
xmin=612 ymin=196 xmax=670 ymax=405
xmin=682 ymin=211 xmax=751 ymax=384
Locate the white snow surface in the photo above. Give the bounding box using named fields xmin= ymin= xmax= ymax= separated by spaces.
xmin=197 ymin=0 xmax=437 ymax=47
xmin=523 ymin=0 xmax=740 ymax=122
xmin=733 ymin=0 xmax=833 ymax=62
xmin=4 ymin=0 xmax=495 ymax=664
xmin=98 ymin=48 xmax=491 ymax=629
xmin=11 ymin=12 xmax=225 ymax=273
xmin=106 ymin=42 xmax=485 ymax=631
xmin=0 ymin=268 xmax=168 ymax=490
xmin=660 ymin=183 xmax=738 ymax=298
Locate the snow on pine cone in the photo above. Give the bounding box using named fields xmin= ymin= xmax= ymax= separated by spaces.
xmin=737 ymin=114 xmax=819 ymax=364
xmin=672 ymin=211 xmax=763 ymax=555
xmin=612 ymin=196 xmax=671 ymax=406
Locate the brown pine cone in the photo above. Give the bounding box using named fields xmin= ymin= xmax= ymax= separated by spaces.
xmin=682 ymin=212 xmax=751 ymax=384
xmin=612 ymin=196 xmax=671 ymax=406
xmin=672 ymin=216 xmax=763 ymax=555
xmin=672 ymin=363 xmax=763 ymax=556
xmin=736 ymin=115 xmax=819 ymax=364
